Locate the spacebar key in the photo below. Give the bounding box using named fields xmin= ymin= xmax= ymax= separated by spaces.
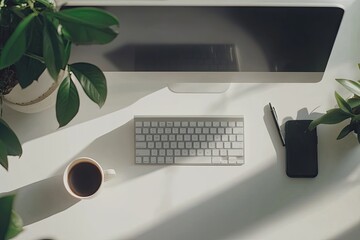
xmin=175 ymin=157 xmax=212 ymax=164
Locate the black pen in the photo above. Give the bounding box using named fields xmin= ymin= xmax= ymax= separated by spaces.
xmin=269 ymin=103 xmax=286 ymax=146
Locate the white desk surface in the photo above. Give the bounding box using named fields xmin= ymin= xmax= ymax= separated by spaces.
xmin=1 ymin=1 xmax=360 ymax=240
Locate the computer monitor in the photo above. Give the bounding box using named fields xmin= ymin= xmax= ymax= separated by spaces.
xmin=70 ymin=5 xmax=344 ymax=93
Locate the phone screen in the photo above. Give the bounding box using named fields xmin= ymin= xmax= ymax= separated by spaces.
xmin=285 ymin=120 xmax=318 ymax=178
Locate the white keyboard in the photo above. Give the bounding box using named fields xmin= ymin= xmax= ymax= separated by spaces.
xmin=134 ymin=116 xmax=244 ymax=165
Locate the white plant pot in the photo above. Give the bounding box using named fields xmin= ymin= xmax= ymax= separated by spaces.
xmin=4 ymin=69 xmax=65 ymax=113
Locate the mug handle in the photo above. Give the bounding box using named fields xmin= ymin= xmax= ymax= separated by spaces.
xmin=103 ymin=169 xmax=116 ymax=182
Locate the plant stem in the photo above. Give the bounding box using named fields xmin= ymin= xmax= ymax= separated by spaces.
xmin=0 ymin=96 xmax=3 ymax=117
xmin=23 ymin=51 xmax=44 ymax=63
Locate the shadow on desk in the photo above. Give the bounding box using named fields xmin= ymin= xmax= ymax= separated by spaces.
xmin=76 ymin=120 xmax=165 ymax=186
xmin=123 ymin=108 xmax=359 ymax=240
xmin=0 ymin=175 xmax=80 ymax=226
xmin=5 ymin=79 xmax=167 ymax=144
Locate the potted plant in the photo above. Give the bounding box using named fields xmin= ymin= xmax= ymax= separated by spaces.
xmin=0 ymin=0 xmax=119 ymax=170
xmin=309 ymin=67 xmax=360 ymax=143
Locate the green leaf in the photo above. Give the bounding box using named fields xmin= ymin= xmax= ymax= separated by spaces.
xmin=309 ymin=108 xmax=352 ymax=130
xmin=56 ymin=76 xmax=80 ymax=127
xmin=0 ymin=13 xmax=37 ymax=69
xmin=337 ymin=124 xmax=354 ymax=140
xmin=348 ymin=98 xmax=360 ymax=109
xmin=52 ymin=10 xmax=118 ymax=45
xmin=59 ymin=7 xmax=119 ymax=28
xmin=335 ymin=91 xmax=353 ymax=114
xmin=6 ymin=211 xmax=23 ymax=240
xmin=70 ymin=63 xmax=107 ymax=107
xmin=0 ymin=140 xmax=8 ymax=171
xmin=43 ymin=18 xmax=65 ymax=80
xmin=0 ymin=119 xmax=22 ymax=157
xmin=15 ymin=56 xmax=46 ymax=88
xmin=336 ymin=78 xmax=360 ymax=96
xmin=0 ymin=195 xmax=15 ymax=240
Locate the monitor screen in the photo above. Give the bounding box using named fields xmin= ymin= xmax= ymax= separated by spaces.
xmin=71 ymin=6 xmax=344 ymax=74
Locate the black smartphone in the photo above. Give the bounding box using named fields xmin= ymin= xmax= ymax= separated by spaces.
xmin=285 ymin=120 xmax=318 ymax=178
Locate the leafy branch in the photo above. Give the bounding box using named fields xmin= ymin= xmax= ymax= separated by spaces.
xmin=0 ymin=0 xmax=119 ymax=170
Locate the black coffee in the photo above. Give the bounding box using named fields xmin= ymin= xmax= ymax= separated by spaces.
xmin=68 ymin=162 xmax=102 ymax=197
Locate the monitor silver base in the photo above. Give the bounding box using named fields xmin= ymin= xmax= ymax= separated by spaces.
xmin=168 ymin=83 xmax=230 ymax=93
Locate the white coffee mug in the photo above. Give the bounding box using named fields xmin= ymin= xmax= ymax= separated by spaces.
xmin=63 ymin=157 xmax=116 ymax=199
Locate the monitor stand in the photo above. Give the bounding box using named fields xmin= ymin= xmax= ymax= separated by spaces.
xmin=168 ymin=83 xmax=230 ymax=93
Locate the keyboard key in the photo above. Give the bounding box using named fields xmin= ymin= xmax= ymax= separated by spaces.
xmin=209 ymin=142 xmax=216 ymax=148
xmin=205 ymin=121 xmax=212 ymax=127
xmin=154 ymin=135 xmax=160 ymax=141
xmin=166 ymin=157 xmax=174 ymax=164
xmin=135 ymin=122 xmax=143 ymax=127
xmin=192 ymin=135 xmax=198 ymax=141
xmin=216 ymin=142 xmax=223 ymax=149
xmin=136 ymin=135 xmax=145 ymax=141
xmin=205 ymin=149 xmax=212 ymax=156
xmin=201 ymin=142 xmax=208 ymax=149
xmin=136 ymin=149 xmax=150 ymax=156
xmin=233 ymin=128 xmax=243 ymax=134
xmin=171 ymin=142 xmax=177 ymax=148
xmin=232 ymin=142 xmax=244 ymax=148
xmin=224 ymin=142 xmax=231 ymax=149
xmin=182 ymin=149 xmax=189 ymax=156
xmin=237 ymin=135 xmax=244 ymax=141
xmin=198 ymin=122 xmax=204 ymax=127
xmin=221 ymin=121 xmax=227 ymax=127
xmin=151 ymin=157 xmax=157 ymax=163
xmin=229 ymin=135 xmax=236 ymax=141
xmin=136 ymin=157 xmax=142 ymax=163
xmin=229 ymin=121 xmax=235 ymax=127
xmin=190 ymin=122 xmax=197 ymax=127
xmin=151 ymin=149 xmax=158 ymax=156
xmin=213 ymin=121 xmax=220 ymax=127
xmin=226 ymin=128 xmax=232 ymax=134
xmin=174 ymin=121 xmax=181 ymax=127
xmin=169 ymin=135 xmax=176 ymax=141
xmin=148 ymin=142 xmax=155 ymax=148
xmin=158 ymin=157 xmax=165 ymax=164
xmin=159 ymin=122 xmax=166 ymax=127
xmin=228 ymin=149 xmax=244 ymax=156
xmin=212 ymin=149 xmax=220 ymax=156
xmin=181 ymin=122 xmax=188 ymax=127
xmin=163 ymin=142 xmax=170 ymax=148
xmin=167 ymin=149 xmax=174 ymax=156
xmin=146 ymin=135 xmax=153 ymax=141
xmin=144 ymin=122 xmax=150 ymax=127
xmin=193 ymin=142 xmax=200 ymax=149
xmin=159 ymin=149 xmax=166 ymax=156
xmin=143 ymin=128 xmax=149 ymax=134
xmin=166 ymin=122 xmax=173 ymax=127
xmin=236 ymin=121 xmax=244 ymax=127
xmin=135 ymin=128 xmax=142 ymax=134
xmin=151 ymin=122 xmax=158 ymax=127
xmin=143 ymin=157 xmax=150 ymax=163
xmin=175 ymin=157 xmax=212 ymax=164
xmin=136 ymin=142 xmax=147 ymax=148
